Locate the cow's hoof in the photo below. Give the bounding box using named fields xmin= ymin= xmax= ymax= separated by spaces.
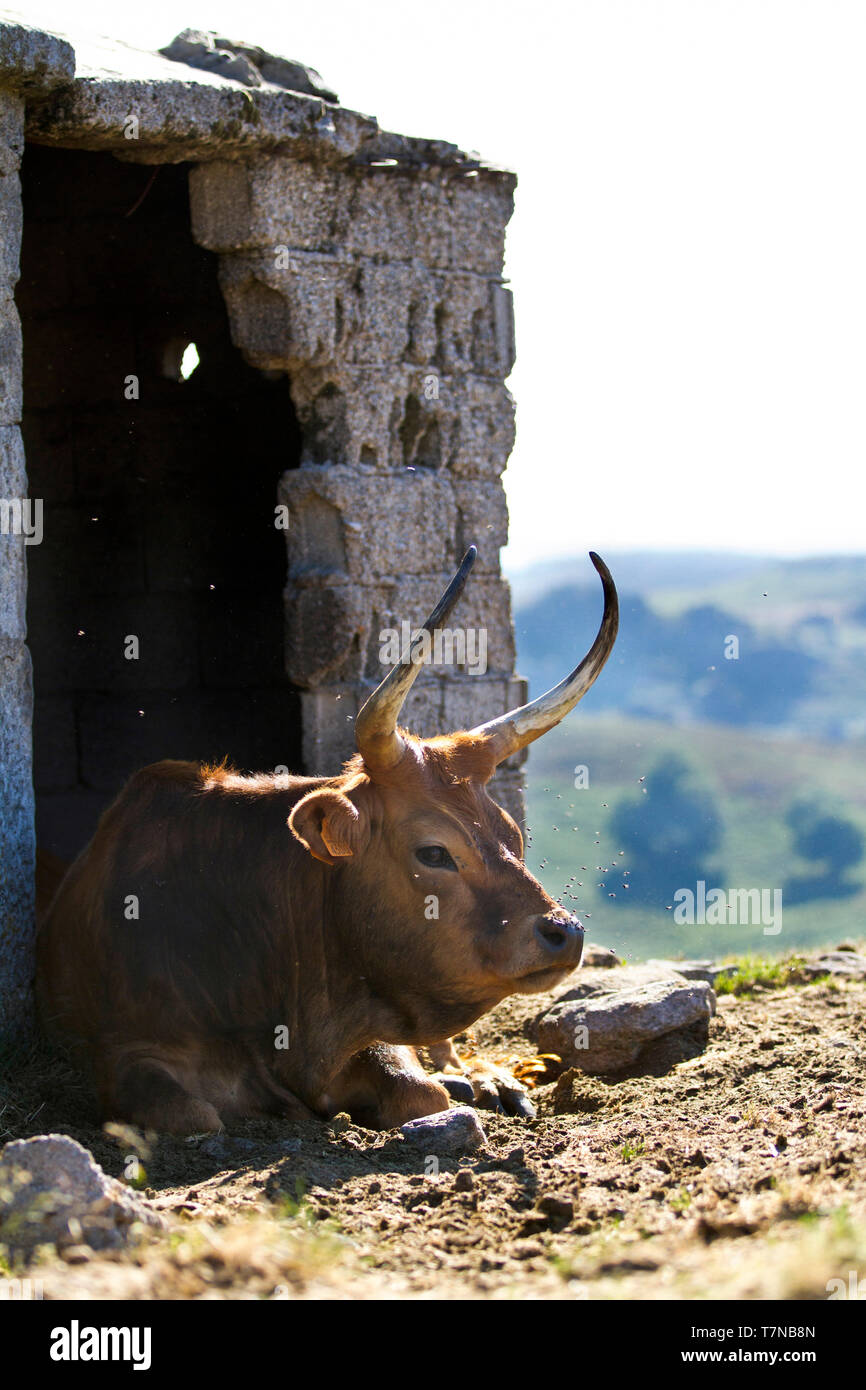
xmin=500 ymin=1087 xmax=536 ymax=1120
xmin=454 ymin=1061 xmax=537 ymax=1120
xmin=433 ymin=1073 xmax=475 ymax=1105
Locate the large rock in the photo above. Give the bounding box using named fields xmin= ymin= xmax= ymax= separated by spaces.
xmin=557 ymin=961 xmax=687 ymax=1002
xmin=537 ymin=977 xmax=716 ymax=1074
xmin=0 ymin=1135 xmax=164 ymax=1254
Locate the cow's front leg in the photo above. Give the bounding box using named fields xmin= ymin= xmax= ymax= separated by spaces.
xmin=427 ymin=1039 xmax=536 ymax=1119
xmin=322 ymin=1043 xmax=450 ymax=1129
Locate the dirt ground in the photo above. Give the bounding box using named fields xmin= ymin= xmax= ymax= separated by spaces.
xmin=2 ymin=963 xmax=866 ymax=1301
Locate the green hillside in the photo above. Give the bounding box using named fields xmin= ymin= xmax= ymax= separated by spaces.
xmin=637 ymin=555 xmax=866 ymax=630
xmin=522 ymin=714 xmax=866 ymax=962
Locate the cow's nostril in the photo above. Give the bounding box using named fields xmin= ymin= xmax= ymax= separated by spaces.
xmin=539 ymin=923 xmax=567 ymax=950
xmin=534 ymin=916 xmax=581 ymax=955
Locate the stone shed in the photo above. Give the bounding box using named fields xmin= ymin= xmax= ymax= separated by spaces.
xmin=0 ymin=20 xmax=525 ymax=1040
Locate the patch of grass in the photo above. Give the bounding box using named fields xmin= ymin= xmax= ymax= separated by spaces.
xmin=669 ymin=1188 xmax=692 ymax=1211
xmin=620 ymin=1139 xmax=645 ymax=1163
xmin=713 ymin=953 xmax=818 ymax=996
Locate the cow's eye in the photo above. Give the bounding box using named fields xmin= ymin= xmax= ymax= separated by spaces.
xmin=415 ymin=845 xmax=458 ymax=871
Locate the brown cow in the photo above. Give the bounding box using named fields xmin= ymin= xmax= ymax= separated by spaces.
xmin=37 ymin=548 xmax=618 ymax=1133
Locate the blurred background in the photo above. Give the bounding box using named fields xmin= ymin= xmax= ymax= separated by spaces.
xmin=16 ymin=0 xmax=866 ymax=958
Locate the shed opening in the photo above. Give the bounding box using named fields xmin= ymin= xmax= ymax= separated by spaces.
xmin=19 ymin=147 xmax=303 ymax=862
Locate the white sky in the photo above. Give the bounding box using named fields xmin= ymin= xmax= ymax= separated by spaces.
xmin=16 ymin=1 xmax=866 ymax=566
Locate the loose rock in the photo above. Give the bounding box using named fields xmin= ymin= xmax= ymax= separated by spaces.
xmin=802 ymin=951 xmax=866 ymax=980
xmin=581 ymin=943 xmax=623 ymax=968
xmin=537 ymin=978 xmax=716 ymax=1073
xmin=0 ymin=1135 xmax=164 ymax=1255
xmin=400 ymin=1106 xmax=486 ymax=1154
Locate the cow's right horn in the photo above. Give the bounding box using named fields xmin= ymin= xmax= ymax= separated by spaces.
xmin=355 ymin=546 xmax=477 ymax=772
xmin=468 ymin=551 xmax=618 ymax=764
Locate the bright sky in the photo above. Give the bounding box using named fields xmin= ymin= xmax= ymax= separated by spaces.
xmin=16 ymin=1 xmax=866 ymax=566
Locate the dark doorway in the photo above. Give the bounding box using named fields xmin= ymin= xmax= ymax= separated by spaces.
xmin=19 ymin=147 xmax=303 ymax=862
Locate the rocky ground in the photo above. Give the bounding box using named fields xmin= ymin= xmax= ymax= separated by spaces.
xmin=2 ymin=947 xmax=866 ymax=1301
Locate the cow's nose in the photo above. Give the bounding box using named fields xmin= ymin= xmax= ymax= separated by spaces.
xmin=534 ymin=912 xmax=584 ymax=959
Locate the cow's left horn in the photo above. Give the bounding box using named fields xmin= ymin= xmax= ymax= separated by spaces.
xmin=468 ymin=551 xmax=618 ymax=764
xmin=355 ymin=546 xmax=477 ymax=772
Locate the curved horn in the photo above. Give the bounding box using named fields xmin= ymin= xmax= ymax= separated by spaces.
xmin=469 ymin=551 xmax=618 ymax=765
xmin=356 ymin=546 xmax=477 ymax=772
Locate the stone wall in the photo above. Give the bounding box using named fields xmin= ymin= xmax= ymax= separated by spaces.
xmin=0 ymin=87 xmax=34 ymax=1025
xmin=189 ymin=157 xmax=527 ymax=821
xmin=0 ymin=21 xmax=75 ymax=1041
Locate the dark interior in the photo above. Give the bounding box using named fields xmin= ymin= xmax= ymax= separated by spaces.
xmin=18 ymin=146 xmax=303 ymax=862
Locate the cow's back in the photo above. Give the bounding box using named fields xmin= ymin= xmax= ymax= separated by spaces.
xmin=36 ymin=760 xmax=318 ymax=1050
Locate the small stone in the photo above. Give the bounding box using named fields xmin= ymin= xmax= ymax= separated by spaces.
xmin=328 ymin=1112 xmax=352 ymax=1135
xmin=59 ymin=1244 xmax=92 ymax=1264
xmin=454 ymin=1169 xmax=475 ymax=1192
xmin=581 ymin=943 xmax=622 ymax=968
xmin=513 ymin=1239 xmax=544 ymax=1259
xmin=400 ymin=1106 xmax=486 ymax=1154
xmin=536 ymin=1193 xmax=573 ymax=1224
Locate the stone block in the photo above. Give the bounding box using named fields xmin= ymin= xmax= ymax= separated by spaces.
xmin=366 ymin=572 xmax=514 ymax=675
xmin=434 ymin=274 xmax=514 ymax=378
xmin=0 ymin=636 xmax=35 ymax=1041
xmin=299 ymin=685 xmax=359 ymax=773
xmin=445 ymin=376 xmax=516 ymax=478
xmin=284 ymin=578 xmax=368 ymax=687
xmin=447 ymin=171 xmax=514 ymax=274
xmin=440 ymin=674 xmax=519 ymax=732
xmin=218 ymin=250 xmax=348 ymax=369
xmin=280 ymin=464 xmax=457 ymax=581
xmin=0 ymin=289 xmax=22 ymax=424
xmin=453 ymin=478 xmax=509 ymax=571
xmin=290 ymin=364 xmax=398 ymax=470
xmin=188 ymin=159 xmax=254 ymax=251
xmin=0 ymin=425 xmax=26 ymax=641
xmin=0 ymin=21 xmax=75 ymax=92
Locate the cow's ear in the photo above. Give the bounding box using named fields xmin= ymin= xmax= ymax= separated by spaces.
xmin=288 ymin=788 xmax=370 ymax=866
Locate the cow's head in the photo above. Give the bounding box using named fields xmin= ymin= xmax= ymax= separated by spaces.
xmin=289 ymin=548 xmax=618 ymax=1042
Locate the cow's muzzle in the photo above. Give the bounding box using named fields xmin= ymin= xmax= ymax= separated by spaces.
xmin=533 ymin=911 xmax=584 ymax=965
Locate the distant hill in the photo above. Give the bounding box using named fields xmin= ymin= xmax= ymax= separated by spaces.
xmin=522 ymin=714 xmax=866 ymax=961
xmin=506 ymin=550 xmax=771 ymax=607
xmin=510 ymin=551 xmax=866 ymax=742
